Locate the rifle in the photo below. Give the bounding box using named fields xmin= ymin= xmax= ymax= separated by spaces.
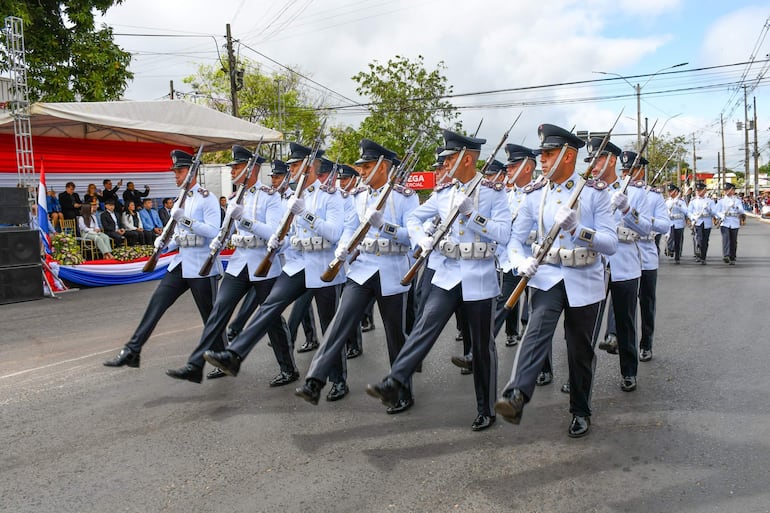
xmin=321 ymin=134 xmax=422 ymax=282
xmin=254 ymin=119 xmax=327 ymax=277
xmin=143 ymin=145 xmax=204 ymax=272
xmin=199 ymin=138 xmax=264 ymax=276
xmin=503 ymin=110 xmax=624 ymax=310
xmin=405 ymin=115 xmax=520 ymax=267
xmin=610 ymin=119 xmax=657 ymax=214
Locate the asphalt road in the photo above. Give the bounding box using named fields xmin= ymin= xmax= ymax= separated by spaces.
xmin=2 ymin=219 xmax=770 ymax=513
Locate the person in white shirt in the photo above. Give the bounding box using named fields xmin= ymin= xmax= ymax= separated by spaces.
xmin=714 ymin=182 xmax=746 ymax=265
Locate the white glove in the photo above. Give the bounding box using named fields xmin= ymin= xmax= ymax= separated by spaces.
xmin=209 ymin=238 xmax=222 ymax=252
xmin=517 ymin=256 xmax=539 ymax=278
xmin=153 ymin=237 xmax=166 ymax=251
xmin=611 ymin=191 xmax=629 ymax=212
xmin=226 ymin=203 xmax=243 ymax=221
xmin=267 ymin=234 xmax=283 ymax=251
xmin=171 ymin=206 xmax=185 ymax=222
xmin=365 ymin=207 xmax=384 ymax=228
xmin=334 ymin=246 xmax=348 ymax=260
xmin=456 ymin=193 xmax=474 ymax=216
xmin=554 ymin=205 xmax=578 ymax=233
xmin=418 ymin=236 xmax=434 ymax=253
xmin=424 ymin=222 xmax=437 ymax=237
xmin=287 ymin=197 xmax=305 ymax=215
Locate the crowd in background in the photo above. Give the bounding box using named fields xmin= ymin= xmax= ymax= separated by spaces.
xmin=44 ymin=178 xmax=177 ymax=256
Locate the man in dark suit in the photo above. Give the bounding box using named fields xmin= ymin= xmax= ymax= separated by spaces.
xmin=123 ymin=181 xmax=151 ymax=210
xmin=102 ymin=179 xmax=123 ymax=215
xmin=101 ymin=198 xmax=137 ymax=246
xmin=158 ymin=197 xmax=174 ymax=226
xmin=58 ymin=182 xmax=83 ymax=220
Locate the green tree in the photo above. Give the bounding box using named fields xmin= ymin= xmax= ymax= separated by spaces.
xmin=183 ymin=58 xmax=322 ymax=162
xmin=0 ymin=1 xmax=133 ymax=102
xmin=647 ymin=132 xmax=689 ymax=184
xmin=328 ymin=55 xmax=460 ymax=170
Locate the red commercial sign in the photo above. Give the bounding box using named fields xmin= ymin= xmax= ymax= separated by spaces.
xmin=406 ymin=171 xmax=435 ymax=190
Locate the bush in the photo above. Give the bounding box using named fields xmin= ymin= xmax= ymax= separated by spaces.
xmin=112 ymin=245 xmax=155 ymax=261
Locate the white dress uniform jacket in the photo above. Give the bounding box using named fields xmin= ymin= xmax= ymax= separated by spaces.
xmin=666 ymin=196 xmax=688 ymax=229
xmin=507 ymin=172 xmax=618 ymax=307
xmin=167 ymin=184 xmax=222 ymax=278
xmin=688 ymin=195 xmax=715 ymax=228
xmin=633 ymin=183 xmax=669 ymax=271
xmin=344 ymin=184 xmax=419 ymax=296
xmin=407 ymin=174 xmax=511 ymax=301
xmin=282 ymin=179 xmax=346 ymax=288
xmin=606 ymin=180 xmax=651 ymax=282
xmin=714 ymin=196 xmax=745 ymax=229
xmin=226 ymin=181 xmax=284 ymax=281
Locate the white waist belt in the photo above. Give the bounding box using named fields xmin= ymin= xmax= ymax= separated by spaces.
xmin=174 ymin=234 xmax=205 ymax=247
xmin=531 ymin=243 xmax=598 ymax=267
xmin=637 ymin=234 xmax=656 ymax=242
xmin=438 ymin=240 xmax=497 ymax=260
xmin=670 ymin=214 xmax=683 ymax=220
xmin=617 ymin=226 xmax=639 ymax=243
xmin=290 ymin=236 xmax=332 ymax=252
xmin=725 ymin=212 xmax=739 ymax=217
xmin=231 ymin=234 xmax=265 ymax=248
xmin=357 ymin=238 xmax=409 ymax=255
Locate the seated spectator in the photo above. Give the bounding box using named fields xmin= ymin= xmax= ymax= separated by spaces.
xmin=123 ymin=181 xmax=150 ymax=210
xmin=138 ymin=198 xmax=163 ymax=239
xmin=46 ymin=188 xmax=63 ymax=231
xmin=101 ymin=199 xmax=136 ymax=247
xmin=78 ymin=204 xmax=114 ymax=259
xmin=83 ymin=183 xmax=103 ymax=208
xmin=58 ymin=182 xmax=83 ymax=220
xmin=102 ymin=178 xmax=123 ymax=215
xmin=121 ymin=201 xmax=152 ymax=246
xmin=158 ymin=197 xmax=174 ymax=226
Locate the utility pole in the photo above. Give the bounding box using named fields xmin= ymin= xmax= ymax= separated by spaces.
xmin=169 ymin=80 xmax=174 ymax=100
xmin=720 ymin=113 xmax=726 ymax=191
xmin=635 ymin=83 xmax=642 ymax=152
xmin=717 ymin=151 xmax=721 ymax=191
xmin=225 ymin=24 xmax=239 ymax=118
xmin=692 ymin=132 xmax=697 ymax=186
xmin=744 ymin=85 xmax=750 ymax=196
xmin=754 ymin=96 xmax=759 ymax=204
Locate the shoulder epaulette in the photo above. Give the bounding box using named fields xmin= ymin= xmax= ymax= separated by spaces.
xmin=586 ymin=179 xmax=608 ymax=191
xmin=320 ymin=184 xmax=337 ymax=194
xmin=434 ymin=181 xmax=455 ymax=192
xmin=631 ymin=180 xmax=646 ymax=188
xmin=393 ymin=184 xmax=415 ymax=196
xmin=260 ymin=185 xmax=276 ymax=195
xmin=523 ymin=180 xmax=546 ymax=194
xmin=648 ymin=186 xmax=662 ymax=194
xmin=197 ymin=188 xmax=210 ymax=197
xmin=352 ymin=186 xmax=368 ymax=196
xmin=481 ymin=179 xmax=505 ymax=191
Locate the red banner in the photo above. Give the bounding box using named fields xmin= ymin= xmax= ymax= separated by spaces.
xmin=406 ymin=171 xmax=435 ymax=190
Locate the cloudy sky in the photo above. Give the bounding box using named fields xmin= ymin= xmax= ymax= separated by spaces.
xmin=99 ymin=0 xmax=770 ymax=178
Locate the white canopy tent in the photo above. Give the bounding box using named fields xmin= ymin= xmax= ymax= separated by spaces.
xmin=0 ymin=100 xmax=283 ymax=150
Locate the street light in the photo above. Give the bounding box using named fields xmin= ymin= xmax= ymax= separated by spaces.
xmin=594 ymin=62 xmax=688 ymax=151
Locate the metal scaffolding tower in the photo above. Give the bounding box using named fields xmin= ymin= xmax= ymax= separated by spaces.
xmin=4 ymin=16 xmax=35 ymax=192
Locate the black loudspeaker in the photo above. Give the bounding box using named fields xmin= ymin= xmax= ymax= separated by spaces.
xmin=0 ymin=264 xmax=43 ymax=304
xmin=0 ymin=230 xmax=40 ymax=267
xmin=0 ymin=188 xmax=29 ymax=225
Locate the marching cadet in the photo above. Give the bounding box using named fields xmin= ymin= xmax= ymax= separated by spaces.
xmin=494 ymin=124 xmax=618 ymax=438
xmin=623 ymin=152 xmax=669 ymax=363
xmin=366 ymin=130 xmax=511 ymax=431
xmin=335 ymin=164 xmax=367 ymax=359
xmin=714 ymin=182 xmax=745 ymax=265
xmin=688 ymin=181 xmax=714 ymax=264
xmin=104 ymin=150 xmax=223 ymax=369
xmin=225 ymin=160 xmax=292 ymax=343
xmin=665 ymin=184 xmax=687 ymax=264
xmin=165 ymin=146 xmax=292 ymax=383
xmin=203 ymin=142 xmax=346 ymax=392
xmin=592 ymin=140 xmax=651 ymax=394
xmin=495 ymin=145 xmax=538 ymax=347
xmin=295 ymin=139 xmax=419 ymax=410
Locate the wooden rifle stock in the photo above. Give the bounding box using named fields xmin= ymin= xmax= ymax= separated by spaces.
xmin=143 ymin=146 xmax=204 ymax=272
xmin=199 ymin=139 xmax=264 ymax=276
xmin=503 ymin=110 xmax=625 ymax=310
